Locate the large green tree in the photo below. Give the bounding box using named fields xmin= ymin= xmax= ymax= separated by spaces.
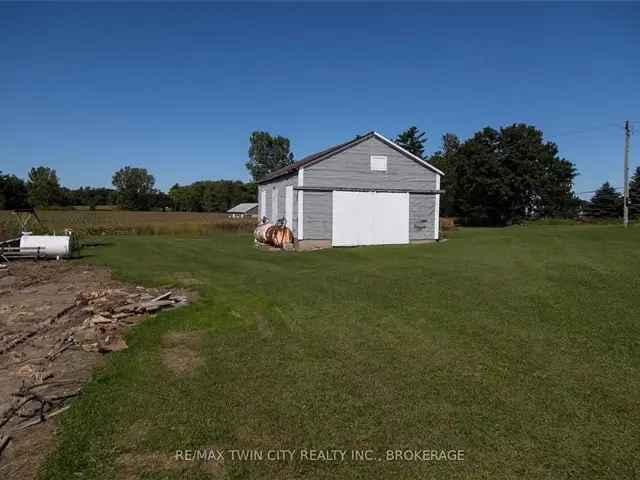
xmin=629 ymin=166 xmax=640 ymax=219
xmin=429 ymin=133 xmax=460 ymax=216
xmin=450 ymin=124 xmax=578 ymax=225
xmin=395 ymin=126 xmax=427 ymax=158
xmin=26 ymin=166 xmax=63 ymax=207
xmin=584 ymin=182 xmax=622 ymax=218
xmin=0 ymin=172 xmax=29 ymax=210
xmin=246 ymin=131 xmax=294 ymax=181
xmin=112 ymin=166 xmax=156 ymax=210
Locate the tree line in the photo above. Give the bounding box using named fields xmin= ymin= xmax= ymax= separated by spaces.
xmin=0 ymin=166 xmax=256 ymax=213
xmin=3 ymin=126 xmax=637 ymax=221
xmin=425 ymin=125 xmax=581 ymax=224
xmin=420 ymin=127 xmax=639 ymax=223
xmin=169 ymin=181 xmax=256 ymax=212
xmin=581 ymin=176 xmax=640 ymax=219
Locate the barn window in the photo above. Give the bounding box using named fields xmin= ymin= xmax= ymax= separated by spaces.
xmin=370 ymin=155 xmax=387 ymax=171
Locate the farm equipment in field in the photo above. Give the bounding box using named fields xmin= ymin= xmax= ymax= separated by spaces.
xmin=0 ymin=209 xmax=77 ymax=262
xmin=13 ymin=208 xmax=46 ymax=234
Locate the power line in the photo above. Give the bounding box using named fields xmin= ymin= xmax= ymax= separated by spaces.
xmin=577 ymin=186 xmax=623 ymax=195
xmin=549 ymin=122 xmax=625 ymax=138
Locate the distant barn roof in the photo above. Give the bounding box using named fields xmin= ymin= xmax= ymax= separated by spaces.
xmin=257 ymin=131 xmax=444 ymax=184
xmin=227 ymin=203 xmax=258 ymax=213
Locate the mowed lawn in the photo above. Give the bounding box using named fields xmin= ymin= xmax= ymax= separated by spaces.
xmin=41 ymin=226 xmax=640 ymax=479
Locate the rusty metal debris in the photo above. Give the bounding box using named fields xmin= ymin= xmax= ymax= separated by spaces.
xmin=254 ymin=220 xmax=294 ymax=249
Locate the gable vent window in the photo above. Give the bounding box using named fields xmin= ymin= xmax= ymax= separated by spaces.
xmin=370 ymin=155 xmax=387 ymax=172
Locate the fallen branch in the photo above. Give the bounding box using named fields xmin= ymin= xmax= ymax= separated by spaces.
xmin=47 ymin=342 xmax=75 ymax=361
xmin=0 ymin=303 xmax=79 ymax=356
xmin=43 ymin=390 xmax=81 ymax=402
xmin=0 ymin=396 xmax=35 ymax=429
xmin=139 ymin=300 xmax=175 ymax=312
xmin=12 ymin=405 xmax=71 ymax=432
xmin=150 ymin=291 xmax=172 ymax=303
xmin=0 ymin=435 xmax=11 ymax=457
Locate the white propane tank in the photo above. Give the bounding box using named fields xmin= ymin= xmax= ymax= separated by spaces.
xmin=19 ymin=234 xmax=72 ymax=259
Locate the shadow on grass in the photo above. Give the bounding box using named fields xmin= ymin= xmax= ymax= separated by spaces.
xmin=80 ymin=240 xmax=114 ymax=248
xmin=73 ymin=240 xmax=115 ymax=259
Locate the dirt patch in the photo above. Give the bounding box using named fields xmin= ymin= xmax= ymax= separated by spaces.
xmin=117 ymin=452 xmax=179 ymax=476
xmin=117 ymin=450 xmax=224 ymax=479
xmin=0 ymin=261 xmax=192 ymax=479
xmin=161 ymin=331 xmax=204 ymax=376
xmin=120 ymin=419 xmax=152 ymax=450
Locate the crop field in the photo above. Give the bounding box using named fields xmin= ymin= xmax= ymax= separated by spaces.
xmin=0 ymin=210 xmax=256 ymax=239
xmin=1 ymin=211 xmax=457 ymax=241
xmin=38 ymin=224 xmax=640 ymax=479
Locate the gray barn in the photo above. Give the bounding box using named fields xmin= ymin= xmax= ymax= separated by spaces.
xmin=257 ymin=131 xmax=443 ymax=248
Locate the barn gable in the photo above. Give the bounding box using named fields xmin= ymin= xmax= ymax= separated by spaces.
xmin=257 ymin=131 xmax=443 ymax=185
xmin=302 ymin=135 xmax=439 ymax=191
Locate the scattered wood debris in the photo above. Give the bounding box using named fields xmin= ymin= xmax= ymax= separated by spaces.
xmin=0 ymin=261 xmax=192 ymax=478
xmin=0 ymin=435 xmax=10 ymax=456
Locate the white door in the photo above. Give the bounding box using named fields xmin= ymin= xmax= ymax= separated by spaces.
xmin=285 ymin=186 xmax=294 ymax=229
xmin=332 ymin=191 xmax=409 ymax=246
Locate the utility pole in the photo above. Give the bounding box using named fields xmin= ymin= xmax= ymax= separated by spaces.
xmin=623 ymin=120 xmax=630 ymax=227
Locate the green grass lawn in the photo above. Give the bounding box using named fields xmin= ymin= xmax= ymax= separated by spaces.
xmin=41 ymin=225 xmax=640 ymax=479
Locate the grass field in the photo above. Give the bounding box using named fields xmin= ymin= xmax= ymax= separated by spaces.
xmin=41 ymin=225 xmax=639 ymax=479
xmin=0 ymin=210 xmax=255 ymax=239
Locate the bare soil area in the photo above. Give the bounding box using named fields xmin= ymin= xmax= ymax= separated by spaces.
xmin=0 ymin=260 xmax=189 ymax=479
xmin=161 ymin=331 xmax=204 ymax=376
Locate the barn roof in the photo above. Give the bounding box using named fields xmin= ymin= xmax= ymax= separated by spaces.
xmin=257 ymin=131 xmax=444 ymax=184
xmin=227 ymin=203 xmax=258 ymax=213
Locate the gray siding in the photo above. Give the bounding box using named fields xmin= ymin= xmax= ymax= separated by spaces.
xmin=409 ymin=194 xmax=437 ymax=240
xmin=304 ymin=137 xmax=438 ymax=190
xmin=303 ymin=191 xmax=332 ymax=239
xmin=257 ymin=174 xmax=297 ymax=226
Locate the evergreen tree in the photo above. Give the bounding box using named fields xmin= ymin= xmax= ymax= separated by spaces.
xmin=395 ymin=126 xmax=427 ymax=158
xmin=584 ymin=182 xmax=622 ymax=218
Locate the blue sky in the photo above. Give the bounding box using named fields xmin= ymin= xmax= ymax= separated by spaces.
xmin=1 ymin=2 xmax=638 ymax=196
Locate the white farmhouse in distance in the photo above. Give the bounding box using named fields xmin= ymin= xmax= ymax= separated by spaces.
xmin=227 ymin=203 xmax=258 ymax=218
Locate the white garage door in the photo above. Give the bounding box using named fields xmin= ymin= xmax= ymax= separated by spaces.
xmin=332 ymin=191 xmax=409 ymax=246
